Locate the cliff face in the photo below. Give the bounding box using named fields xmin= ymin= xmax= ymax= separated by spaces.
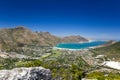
xmin=0 ymin=27 xmax=88 ymax=50
xmin=0 ymin=67 xmax=52 ymax=80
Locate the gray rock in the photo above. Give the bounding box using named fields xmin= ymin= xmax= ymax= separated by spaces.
xmin=0 ymin=67 xmax=52 ymax=80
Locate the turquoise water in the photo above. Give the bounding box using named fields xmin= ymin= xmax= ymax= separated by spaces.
xmin=56 ymin=41 xmax=107 ymax=50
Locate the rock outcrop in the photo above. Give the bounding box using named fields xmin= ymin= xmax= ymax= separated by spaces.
xmin=0 ymin=67 xmax=52 ymax=80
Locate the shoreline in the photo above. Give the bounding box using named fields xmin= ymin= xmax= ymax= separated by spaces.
xmin=53 ymin=46 xmax=89 ymax=51
xmin=54 ymin=40 xmax=117 ymax=51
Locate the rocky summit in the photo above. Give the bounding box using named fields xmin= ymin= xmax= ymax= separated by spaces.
xmin=0 ymin=67 xmax=52 ymax=80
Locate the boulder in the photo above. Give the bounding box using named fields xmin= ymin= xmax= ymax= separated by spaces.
xmin=0 ymin=67 xmax=52 ymax=80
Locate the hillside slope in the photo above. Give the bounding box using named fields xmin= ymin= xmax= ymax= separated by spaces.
xmin=0 ymin=27 xmax=88 ymax=50
xmin=93 ymin=41 xmax=120 ymax=61
xmin=62 ymin=35 xmax=88 ymax=42
xmin=0 ymin=27 xmax=61 ymax=49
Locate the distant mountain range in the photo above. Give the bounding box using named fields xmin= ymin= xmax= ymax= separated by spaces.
xmin=0 ymin=27 xmax=88 ymax=50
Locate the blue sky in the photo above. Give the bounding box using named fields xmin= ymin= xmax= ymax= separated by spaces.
xmin=0 ymin=0 xmax=120 ymax=40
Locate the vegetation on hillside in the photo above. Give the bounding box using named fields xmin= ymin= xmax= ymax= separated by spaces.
xmin=87 ymin=72 xmax=120 ymax=80
xmin=1 ymin=48 xmax=120 ymax=80
xmin=0 ymin=27 xmax=87 ymax=50
xmin=0 ymin=27 xmax=61 ymax=50
xmin=92 ymin=41 xmax=120 ymax=61
xmin=0 ymin=50 xmax=90 ymax=80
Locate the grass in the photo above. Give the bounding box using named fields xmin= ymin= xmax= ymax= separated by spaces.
xmin=49 ymin=50 xmax=62 ymax=58
xmin=41 ymin=53 xmax=51 ymax=58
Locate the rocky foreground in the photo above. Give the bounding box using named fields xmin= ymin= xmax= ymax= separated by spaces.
xmin=0 ymin=67 xmax=52 ymax=80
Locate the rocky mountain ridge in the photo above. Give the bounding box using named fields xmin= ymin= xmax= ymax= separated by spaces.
xmin=0 ymin=27 xmax=88 ymax=50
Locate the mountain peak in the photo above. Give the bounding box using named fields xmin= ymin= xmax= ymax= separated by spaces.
xmin=0 ymin=27 xmax=88 ymax=50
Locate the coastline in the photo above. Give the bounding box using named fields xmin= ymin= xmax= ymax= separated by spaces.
xmin=53 ymin=46 xmax=89 ymax=51
xmin=53 ymin=40 xmax=116 ymax=51
xmin=53 ymin=47 xmax=82 ymax=51
xmin=54 ymin=40 xmax=108 ymax=51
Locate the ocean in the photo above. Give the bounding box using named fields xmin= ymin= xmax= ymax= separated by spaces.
xmin=55 ymin=41 xmax=107 ymax=50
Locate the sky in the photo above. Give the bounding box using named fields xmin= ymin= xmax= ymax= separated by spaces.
xmin=0 ymin=0 xmax=120 ymax=40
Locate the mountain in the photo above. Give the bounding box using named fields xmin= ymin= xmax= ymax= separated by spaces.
xmin=62 ymin=35 xmax=88 ymax=43
xmin=0 ymin=27 xmax=60 ymax=50
xmin=0 ymin=27 xmax=88 ymax=50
